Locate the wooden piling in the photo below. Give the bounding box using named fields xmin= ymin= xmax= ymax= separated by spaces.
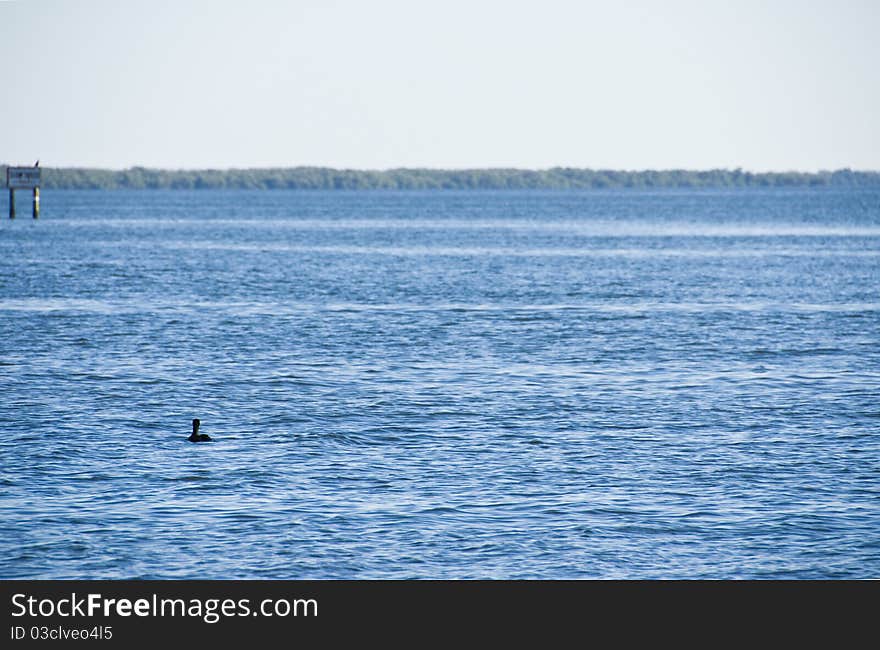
xmin=33 ymin=187 xmax=39 ymax=218
xmin=8 ymin=189 xmax=14 ymax=219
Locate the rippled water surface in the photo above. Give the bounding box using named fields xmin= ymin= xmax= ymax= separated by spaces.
xmin=1 ymin=189 xmax=878 ymax=578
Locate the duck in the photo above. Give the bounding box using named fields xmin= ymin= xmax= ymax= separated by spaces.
xmin=188 ymin=418 xmax=212 ymax=442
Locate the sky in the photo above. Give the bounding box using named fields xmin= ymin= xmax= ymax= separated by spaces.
xmin=1 ymin=0 xmax=878 ymax=171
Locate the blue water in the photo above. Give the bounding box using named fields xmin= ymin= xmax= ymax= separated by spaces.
xmin=1 ymin=188 xmax=878 ymax=579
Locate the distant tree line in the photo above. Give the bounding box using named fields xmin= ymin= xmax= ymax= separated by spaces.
xmin=3 ymin=165 xmax=879 ymax=190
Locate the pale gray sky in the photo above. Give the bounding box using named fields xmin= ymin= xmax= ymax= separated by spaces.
xmin=1 ymin=0 xmax=878 ymax=170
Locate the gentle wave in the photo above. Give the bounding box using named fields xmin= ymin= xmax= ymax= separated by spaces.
xmin=2 ymin=297 xmax=879 ymax=315
xmin=47 ymin=217 xmax=880 ymax=237
xmin=156 ymin=242 xmax=880 ymax=258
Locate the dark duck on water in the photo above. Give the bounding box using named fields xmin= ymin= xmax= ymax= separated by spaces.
xmin=188 ymin=418 xmax=212 ymax=442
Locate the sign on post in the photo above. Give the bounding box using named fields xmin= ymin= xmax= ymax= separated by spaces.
xmin=6 ymin=165 xmax=41 ymax=218
xmin=7 ymin=167 xmax=41 ymax=189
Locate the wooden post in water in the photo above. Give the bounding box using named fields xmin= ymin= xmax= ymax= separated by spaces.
xmin=8 ymin=188 xmax=15 ymax=219
xmin=33 ymin=187 xmax=39 ymax=218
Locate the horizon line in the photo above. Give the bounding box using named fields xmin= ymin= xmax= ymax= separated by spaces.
xmin=3 ymin=164 xmax=880 ymax=174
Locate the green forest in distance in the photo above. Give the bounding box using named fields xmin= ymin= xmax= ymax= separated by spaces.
xmin=3 ymin=165 xmax=879 ymax=190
